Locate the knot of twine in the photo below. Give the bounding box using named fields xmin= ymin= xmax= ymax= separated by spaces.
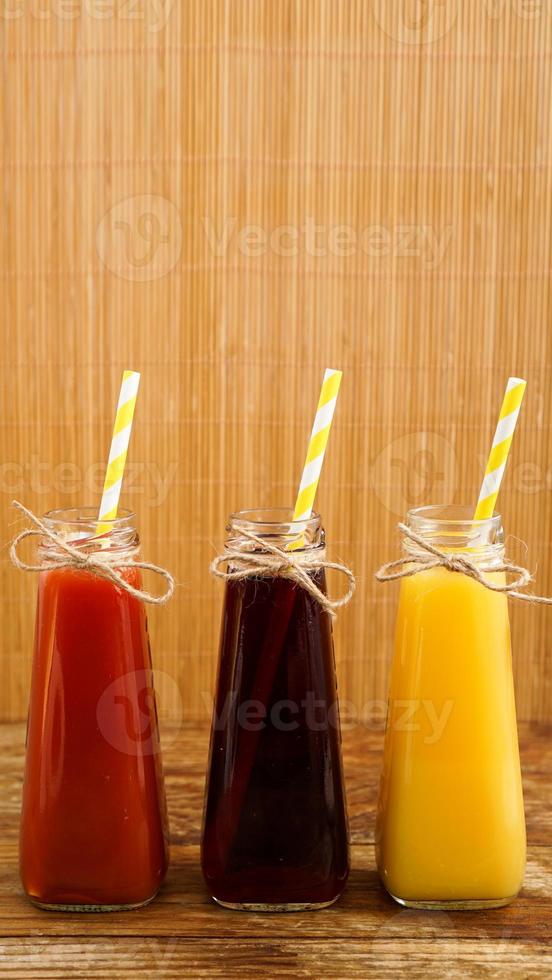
xmin=376 ymin=522 xmax=552 ymax=604
xmin=10 ymin=501 xmax=174 ymax=605
xmin=210 ymin=529 xmax=355 ymax=618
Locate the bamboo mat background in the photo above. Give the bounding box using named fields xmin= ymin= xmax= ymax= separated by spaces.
xmin=1 ymin=2 xmax=552 ymax=722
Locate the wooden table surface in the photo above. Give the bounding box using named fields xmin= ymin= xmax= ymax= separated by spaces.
xmin=0 ymin=721 xmax=550 ymax=978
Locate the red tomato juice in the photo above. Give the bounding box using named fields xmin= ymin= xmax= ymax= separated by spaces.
xmin=20 ymin=565 xmax=169 ymax=910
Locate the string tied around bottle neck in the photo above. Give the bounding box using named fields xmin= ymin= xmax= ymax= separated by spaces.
xmin=376 ymin=522 xmax=552 ymax=604
xmin=210 ymin=529 xmax=355 ymax=618
xmin=9 ymin=500 xmax=174 ymax=605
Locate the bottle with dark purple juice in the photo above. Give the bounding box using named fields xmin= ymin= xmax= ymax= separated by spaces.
xmin=201 ymin=509 xmax=349 ymax=911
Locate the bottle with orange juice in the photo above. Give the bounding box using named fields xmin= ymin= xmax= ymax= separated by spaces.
xmin=375 ymin=504 xmax=526 ymax=909
xmin=376 ymin=377 xmax=528 ymax=909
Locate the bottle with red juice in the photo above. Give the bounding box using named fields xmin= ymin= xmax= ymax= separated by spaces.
xmin=19 ymin=507 xmax=169 ymax=911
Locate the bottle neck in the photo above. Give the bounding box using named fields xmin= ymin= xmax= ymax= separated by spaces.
xmin=226 ymin=508 xmax=325 ymax=556
xmin=39 ymin=507 xmax=139 ymax=563
xmin=404 ymin=505 xmax=505 ymax=569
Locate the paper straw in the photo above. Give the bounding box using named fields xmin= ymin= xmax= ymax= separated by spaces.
xmin=288 ymin=368 xmax=342 ymax=548
xmin=97 ymin=370 xmax=141 ymax=534
xmin=474 ymin=376 xmax=526 ymax=521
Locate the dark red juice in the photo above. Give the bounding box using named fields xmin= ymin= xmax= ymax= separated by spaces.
xmin=201 ymin=570 xmax=349 ymax=909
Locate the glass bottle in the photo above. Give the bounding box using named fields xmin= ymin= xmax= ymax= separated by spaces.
xmin=201 ymin=509 xmax=350 ymax=911
xmin=376 ymin=505 xmax=526 ymax=909
xmin=19 ymin=508 xmax=169 ymax=911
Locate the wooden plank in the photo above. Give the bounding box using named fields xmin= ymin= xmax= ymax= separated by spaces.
xmin=0 ymin=844 xmax=550 ymax=942
xmin=0 ymin=938 xmax=550 ymax=979
xmin=1 ymin=720 xmax=550 ymax=979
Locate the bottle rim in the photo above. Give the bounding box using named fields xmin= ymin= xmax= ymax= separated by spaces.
xmin=40 ymin=507 xmax=138 ymax=557
xmin=407 ymin=504 xmax=502 ymax=532
xmin=43 ymin=506 xmax=135 ymax=529
xmin=405 ymin=504 xmax=504 ymax=562
xmin=227 ymin=508 xmax=323 ymax=552
xmin=228 ymin=507 xmax=321 ymax=533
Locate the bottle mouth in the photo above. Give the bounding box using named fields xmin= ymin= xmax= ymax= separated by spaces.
xmin=43 ymin=506 xmax=135 ymax=529
xmin=227 ymin=508 xmax=323 ymax=551
xmin=406 ymin=504 xmax=505 ymax=560
xmin=40 ymin=507 xmax=137 ymax=556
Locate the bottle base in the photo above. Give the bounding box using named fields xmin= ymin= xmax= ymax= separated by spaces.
xmin=386 ymin=889 xmax=518 ymax=911
xmin=27 ymin=890 xmax=160 ymax=913
xmin=212 ymin=895 xmax=342 ymax=913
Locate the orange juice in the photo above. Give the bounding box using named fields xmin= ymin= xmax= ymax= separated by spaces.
xmin=376 ymin=508 xmax=526 ymax=909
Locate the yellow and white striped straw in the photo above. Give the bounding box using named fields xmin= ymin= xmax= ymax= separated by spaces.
xmin=289 ymin=368 xmax=342 ymax=547
xmin=97 ymin=370 xmax=141 ymax=534
xmin=474 ymin=376 xmax=526 ymax=521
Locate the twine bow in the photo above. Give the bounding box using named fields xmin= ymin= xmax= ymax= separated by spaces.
xmin=376 ymin=522 xmax=552 ymax=604
xmin=10 ymin=500 xmax=174 ymax=605
xmin=210 ymin=529 xmax=355 ymax=618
